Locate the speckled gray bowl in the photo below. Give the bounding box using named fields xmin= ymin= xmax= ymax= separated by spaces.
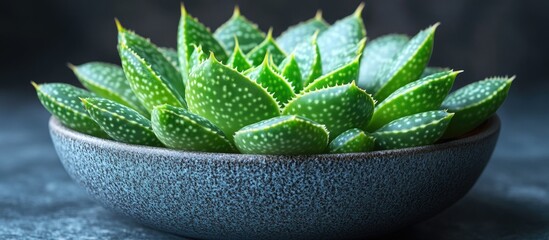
xmin=49 ymin=115 xmax=500 ymax=240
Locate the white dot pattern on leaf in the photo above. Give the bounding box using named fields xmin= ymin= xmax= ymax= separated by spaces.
xmin=228 ymin=43 xmax=252 ymax=72
xmin=283 ymin=83 xmax=375 ymax=139
xmin=278 ymin=54 xmax=303 ymax=93
xmin=246 ymin=35 xmax=286 ymax=66
xmin=83 ymin=98 xmax=161 ymax=146
xmin=35 ymin=83 xmax=106 ymax=137
xmin=214 ymin=13 xmax=265 ymax=54
xmin=151 ymin=105 xmax=234 ymax=152
xmin=246 ymin=62 xmax=295 ymax=106
xmin=293 ymin=35 xmax=322 ymax=85
xmin=304 ymin=56 xmax=360 ymax=92
xmin=234 ymin=115 xmax=329 ymax=154
xmin=372 ymin=110 xmax=453 ymax=149
xmin=186 ymin=58 xmax=280 ymax=141
xmin=277 ymin=18 xmax=329 ymax=53
xmin=368 ymin=70 xmax=457 ymax=131
xmin=329 ymin=128 xmax=375 ymax=153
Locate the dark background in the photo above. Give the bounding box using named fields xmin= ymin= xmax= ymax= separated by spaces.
xmin=1 ymin=0 xmax=549 ymax=239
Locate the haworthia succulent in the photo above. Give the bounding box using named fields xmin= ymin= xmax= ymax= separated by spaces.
xmin=329 ymin=128 xmax=375 ymax=153
xmin=420 ymin=66 xmax=449 ymax=79
xmin=246 ymin=56 xmax=295 ymax=106
xmin=81 ymin=97 xmax=162 ymax=146
xmin=276 ymin=11 xmax=329 ymax=53
xmin=186 ymin=55 xmax=280 ymax=141
xmin=151 ymin=105 xmax=234 ymax=152
xmin=214 ymin=6 xmax=266 ymax=54
xmin=227 ymin=39 xmax=253 ymax=72
xmin=33 ymin=82 xmax=108 ymax=138
xmin=442 ymin=77 xmax=513 ymax=138
xmin=373 ymin=24 xmax=438 ymax=101
xmin=158 ymin=47 xmax=180 ymax=69
xmin=357 ymin=34 xmax=409 ymax=93
xmin=372 ymin=110 xmax=454 ymax=150
xmin=246 ymin=29 xmax=287 ymax=66
xmin=283 ymin=82 xmax=375 ymax=140
xmin=278 ymin=53 xmax=303 ymax=93
xmin=117 ymin=20 xmax=186 ymax=112
xmin=293 ymin=32 xmax=323 ymax=86
xmin=366 ymin=70 xmax=459 ymax=131
xmin=303 ymin=55 xmax=361 ymax=92
xmin=234 ymin=115 xmax=329 ymax=155
xmin=68 ymin=62 xmax=147 ymax=116
xmin=178 ymin=4 xmax=228 ymax=83
xmin=317 ymin=4 xmax=366 ymax=74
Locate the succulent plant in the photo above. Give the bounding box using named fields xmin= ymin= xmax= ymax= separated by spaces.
xmin=34 ymin=3 xmax=513 ymax=155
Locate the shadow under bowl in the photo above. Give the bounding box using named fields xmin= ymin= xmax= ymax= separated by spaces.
xmin=49 ymin=115 xmax=500 ymax=240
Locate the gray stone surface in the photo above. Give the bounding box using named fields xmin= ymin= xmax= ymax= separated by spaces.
xmin=1 ymin=90 xmax=548 ymax=240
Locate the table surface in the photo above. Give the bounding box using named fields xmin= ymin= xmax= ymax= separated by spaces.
xmin=1 ymin=90 xmax=548 ymax=240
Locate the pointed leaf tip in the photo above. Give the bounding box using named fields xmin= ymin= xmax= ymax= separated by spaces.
xmin=233 ymin=5 xmax=240 ymax=16
xmin=30 ymin=81 xmax=39 ymax=89
xmin=354 ymin=2 xmax=365 ymax=17
xmin=114 ymin=18 xmax=124 ymax=32
xmin=180 ymin=3 xmax=187 ymax=15
xmin=315 ymin=10 xmax=323 ymax=20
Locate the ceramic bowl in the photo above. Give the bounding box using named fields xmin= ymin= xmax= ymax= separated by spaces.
xmin=49 ymin=115 xmax=500 ymax=240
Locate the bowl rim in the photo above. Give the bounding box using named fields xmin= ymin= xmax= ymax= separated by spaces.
xmin=49 ymin=115 xmax=500 ymax=160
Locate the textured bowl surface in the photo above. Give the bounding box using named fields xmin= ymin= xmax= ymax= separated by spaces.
xmin=49 ymin=116 xmax=500 ymax=240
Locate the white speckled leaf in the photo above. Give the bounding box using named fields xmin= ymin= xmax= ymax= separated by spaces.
xmin=278 ymin=54 xmax=303 ymax=93
xmin=158 ymin=47 xmax=180 ymax=69
xmin=367 ymin=70 xmax=459 ymax=131
xmin=186 ymin=55 xmax=280 ymax=141
xmin=246 ymin=58 xmax=295 ymax=106
xmin=33 ymin=83 xmax=108 ymax=138
xmin=282 ymin=82 xmax=375 ymax=140
xmin=374 ymin=24 xmax=438 ymax=101
xmin=329 ymin=128 xmax=375 ymax=153
xmin=82 ymin=97 xmax=161 ymax=146
xmin=357 ymin=34 xmax=409 ymax=93
xmin=234 ymin=115 xmax=329 ymax=155
xmin=227 ymin=40 xmax=253 ymax=72
xmin=442 ymin=76 xmax=513 ymax=138
xmin=189 ymin=45 xmax=207 ymax=73
xmin=246 ymin=30 xmax=287 ymax=66
xmin=303 ymin=55 xmax=361 ymax=92
xmin=276 ymin=11 xmax=329 ymax=53
xmin=117 ymin=21 xmax=186 ymax=112
xmin=293 ymin=33 xmax=323 ymax=86
xmin=317 ymin=4 xmax=366 ymax=74
xmin=151 ymin=105 xmax=234 ymax=152
xmin=178 ymin=5 xmax=228 ymax=83
xmin=372 ymin=110 xmax=454 ymax=150
xmin=69 ymin=62 xmax=148 ymax=116
xmin=214 ymin=6 xmax=266 ymax=54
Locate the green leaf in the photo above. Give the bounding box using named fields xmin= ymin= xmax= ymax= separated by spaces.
xmin=317 ymin=4 xmax=366 ymax=74
xmin=117 ymin=20 xmax=186 ymax=112
xmin=373 ymin=24 xmax=438 ymax=101
xmin=81 ymin=97 xmax=161 ymax=146
xmin=186 ymin=55 xmax=280 ymax=141
xmin=189 ymin=44 xmax=207 ymax=72
xmin=420 ymin=66 xmax=450 ymax=79
xmin=214 ymin=6 xmax=266 ymax=54
xmin=68 ymin=62 xmax=148 ymax=116
xmin=366 ymin=70 xmax=459 ymax=131
xmin=151 ymin=104 xmax=234 ymax=152
xmin=442 ymin=76 xmax=513 ymax=138
xmin=372 ymin=110 xmax=454 ymax=150
xmin=227 ymin=39 xmax=253 ymax=72
xmin=278 ymin=53 xmax=303 ymax=93
xmin=158 ymin=47 xmax=180 ymax=69
xmin=246 ymin=29 xmax=287 ymax=66
xmin=234 ymin=115 xmax=329 ymax=155
xmin=357 ymin=34 xmax=409 ymax=93
xmin=276 ymin=11 xmax=329 ymax=53
xmin=246 ymin=56 xmax=295 ymax=106
xmin=33 ymin=82 xmax=108 ymax=138
xmin=303 ymin=54 xmax=361 ymax=92
xmin=178 ymin=4 xmax=228 ymax=83
xmin=293 ymin=32 xmax=323 ymax=86
xmin=329 ymin=128 xmax=375 ymax=153
xmin=282 ymin=82 xmax=375 ymax=140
